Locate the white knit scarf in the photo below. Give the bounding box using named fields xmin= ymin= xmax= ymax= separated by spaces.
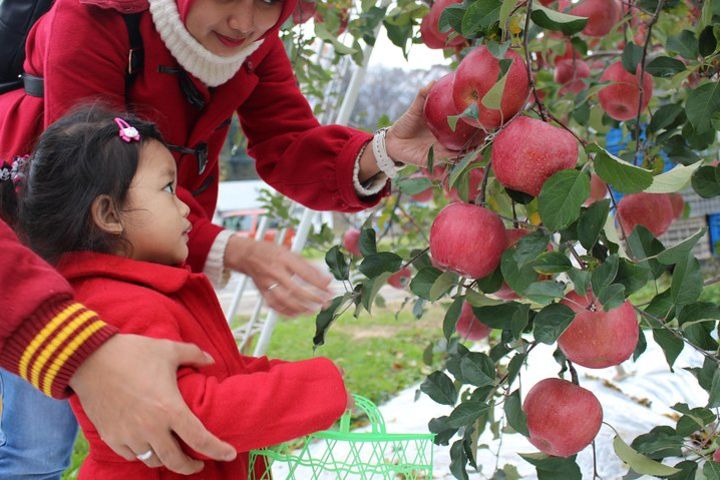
xmin=147 ymin=0 xmax=262 ymax=87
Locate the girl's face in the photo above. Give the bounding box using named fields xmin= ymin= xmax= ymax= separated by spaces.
xmin=185 ymin=0 xmax=283 ymax=57
xmin=120 ymin=140 xmax=192 ymax=265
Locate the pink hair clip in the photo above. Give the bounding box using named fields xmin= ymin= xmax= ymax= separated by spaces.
xmin=114 ymin=117 xmax=141 ymax=143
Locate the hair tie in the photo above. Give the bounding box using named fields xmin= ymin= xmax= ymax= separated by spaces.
xmin=114 ymin=117 xmax=141 ymax=143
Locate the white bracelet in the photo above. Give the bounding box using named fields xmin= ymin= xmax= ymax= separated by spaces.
xmin=372 ymin=127 xmax=401 ymax=178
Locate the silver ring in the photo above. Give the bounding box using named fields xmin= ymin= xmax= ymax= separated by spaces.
xmin=136 ymin=449 xmax=154 ymax=461
xmin=266 ymin=283 xmax=280 ymax=292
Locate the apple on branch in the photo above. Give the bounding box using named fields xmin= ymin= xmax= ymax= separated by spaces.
xmin=387 ymin=267 xmax=412 ymax=289
xmin=420 ymin=0 xmax=466 ymax=50
xmin=559 ymin=291 xmax=639 ymax=369
xmin=492 ymin=116 xmax=579 ymax=197
xmin=429 ymin=203 xmax=508 ymax=279
xmin=342 ymin=228 xmax=361 ymax=257
xmin=524 ymin=378 xmax=604 ymax=457
xmin=616 ymin=192 xmax=675 ymax=237
xmin=452 ymin=46 xmax=530 ymax=131
xmin=456 ymin=302 xmax=491 ymax=341
xmin=599 ymin=62 xmax=653 ymax=121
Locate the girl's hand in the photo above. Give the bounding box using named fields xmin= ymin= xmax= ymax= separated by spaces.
xmin=224 ymin=235 xmax=333 ymax=317
xmin=385 ymin=83 xmax=462 ymax=167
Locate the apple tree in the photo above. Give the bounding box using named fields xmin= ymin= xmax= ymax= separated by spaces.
xmin=279 ymin=0 xmax=720 ymax=478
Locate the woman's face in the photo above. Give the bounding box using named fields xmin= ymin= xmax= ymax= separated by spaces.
xmin=185 ymin=0 xmax=283 ymax=57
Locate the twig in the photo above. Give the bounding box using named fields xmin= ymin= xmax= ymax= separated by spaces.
xmin=401 ymin=246 xmax=430 ymax=270
xmin=524 ymin=0 xmax=547 ymax=121
xmin=620 ymin=0 xmax=653 ymax=15
xmin=567 ymin=243 xmax=587 ymax=269
xmin=537 ymin=108 xmax=588 ymax=147
xmin=704 ymin=274 xmax=720 ymax=287
xmin=478 ymin=158 xmax=493 ymax=205
xmin=633 ymin=0 xmax=665 ymax=165
xmin=633 ymin=305 xmax=720 ymax=364
xmin=567 ymin=359 xmax=580 ymax=384
xmin=379 ymin=193 xmax=402 ymax=240
xmin=397 ymin=203 xmax=430 ymax=243
xmin=592 ymin=441 xmax=600 ymax=479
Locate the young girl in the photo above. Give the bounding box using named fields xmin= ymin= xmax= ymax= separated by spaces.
xmin=1 ymin=105 xmax=350 ymax=479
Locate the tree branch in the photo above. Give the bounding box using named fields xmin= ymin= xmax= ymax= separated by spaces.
xmin=524 ymin=0 xmax=547 ymax=121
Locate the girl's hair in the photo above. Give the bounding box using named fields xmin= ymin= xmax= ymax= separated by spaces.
xmin=0 ymin=105 xmax=164 ymax=263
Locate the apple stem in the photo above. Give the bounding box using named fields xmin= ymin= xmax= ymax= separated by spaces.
xmin=591 ymin=441 xmax=600 ymax=479
xmin=567 ymin=243 xmax=587 ymax=269
xmin=477 ymin=157 xmax=492 ymax=205
xmin=523 ymin=0 xmax=548 ymax=122
xmin=567 ymin=359 xmax=579 ymax=385
xmin=633 ymin=0 xmax=666 ymax=166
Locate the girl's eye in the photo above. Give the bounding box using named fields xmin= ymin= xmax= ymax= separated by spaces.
xmin=164 ymin=183 xmax=176 ymax=194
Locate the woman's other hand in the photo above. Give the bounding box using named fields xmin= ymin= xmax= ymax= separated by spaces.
xmin=224 ymin=235 xmax=333 ymax=317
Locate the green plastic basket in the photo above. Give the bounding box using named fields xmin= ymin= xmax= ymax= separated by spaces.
xmin=248 ymin=395 xmax=434 ymax=479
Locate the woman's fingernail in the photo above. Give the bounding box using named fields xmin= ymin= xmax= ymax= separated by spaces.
xmin=204 ymin=352 xmax=215 ymax=363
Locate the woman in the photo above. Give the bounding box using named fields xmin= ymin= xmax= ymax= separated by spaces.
xmin=0 ymin=0 xmax=452 ymax=476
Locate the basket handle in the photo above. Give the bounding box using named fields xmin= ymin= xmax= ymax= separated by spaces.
xmin=338 ymin=394 xmax=386 ymax=434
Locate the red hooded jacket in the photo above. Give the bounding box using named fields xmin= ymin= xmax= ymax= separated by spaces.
xmin=0 ymin=0 xmax=384 ymax=272
xmin=59 ymin=251 xmax=347 ymax=479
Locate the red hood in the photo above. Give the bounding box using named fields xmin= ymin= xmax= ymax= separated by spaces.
xmin=78 ymin=0 xmax=297 ymax=41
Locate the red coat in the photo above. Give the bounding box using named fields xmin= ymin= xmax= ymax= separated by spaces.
xmin=59 ymin=251 xmax=347 ymax=479
xmin=0 ymin=0 xmax=384 ymax=271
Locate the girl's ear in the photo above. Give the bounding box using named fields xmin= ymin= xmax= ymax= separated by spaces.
xmin=91 ymin=195 xmax=123 ymax=235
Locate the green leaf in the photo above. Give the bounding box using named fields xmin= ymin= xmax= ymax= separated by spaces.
xmin=667 ymin=461 xmax=698 ymax=480
xmin=359 ymin=228 xmax=376 ymax=257
xmin=524 ymin=281 xmax=566 ymax=304
xmin=686 ymin=82 xmax=720 ymax=135
xmin=699 ymin=25 xmax=718 ymax=57
xmin=692 ymin=165 xmax=720 ymax=198
xmin=361 ymin=272 xmax=392 ymax=313
xmin=591 ymin=254 xmax=619 ymax=296
xmin=498 ymin=0 xmax=515 ymax=31
xmin=597 ymin=283 xmax=626 ymax=311
xmin=645 ymin=163 xmax=700 ymax=194
xmin=514 ymin=231 xmax=551 ymax=265
xmin=533 ymin=252 xmax=573 ymax=274
xmin=396 ymin=176 xmax=432 ymax=195
xmin=447 ymin=400 xmax=491 ymax=428
xmin=667 ymin=30 xmax=698 ymax=60
xmin=462 ymin=0 xmax=501 ymax=36
xmin=589 ymin=144 xmax=653 ymax=193
xmin=460 ymin=353 xmax=496 ymax=387
xmin=325 ymin=246 xmax=349 ymax=281
xmin=482 ymin=59 xmax=512 ymax=111
xmin=613 ymin=435 xmax=681 ymax=476
xmin=502 ymin=389 xmax=528 ymax=436
xmin=538 ymin=170 xmax=588 ymax=231
xmin=444 ymin=297 xmax=464 ymax=340
xmin=410 ymin=267 xmax=443 ymax=300
xmin=616 ymin=259 xmax=651 ymax=296
xmin=420 ymin=371 xmax=458 ymax=406
xmin=450 ymin=440 xmax=470 ymax=480
xmin=509 ymin=303 xmax=531 ymax=339
xmin=533 ymin=303 xmax=575 ymax=344
xmin=671 ymin=256 xmax=702 ymax=306
xmin=568 ymin=268 xmax=591 ymax=295
xmin=627 ymin=226 xmax=665 ymax=278
xmin=313 ymin=293 xmax=352 ymax=347
xmin=428 ymin=416 xmax=458 ymax=446
xmin=645 ymin=56 xmax=687 ymax=77
xmin=448 ymin=150 xmax=478 ymax=189
xmin=657 ymin=228 xmax=707 ymax=265
xmin=439 ymin=4 xmax=465 ymax=34
xmin=578 ymin=199 xmax=611 ymax=250
xmin=649 ymin=103 xmax=684 ymax=133
xmin=530 ymin=4 xmax=588 ymax=35
xmin=519 ymin=453 xmax=581 ymax=480
xmin=501 ymin=250 xmax=537 ymax=295
xmin=707 ymin=367 xmax=720 ymax=408
xmin=631 ymin=426 xmax=684 ymax=459
xmin=429 ymin=270 xmax=459 ymax=301
xmin=704 ymin=461 xmax=720 ymax=480
xmin=472 ymin=302 xmax=525 ymax=329
xmin=359 ymin=252 xmax=403 ymax=278
xmin=674 ymin=404 xmax=717 ymax=436
xmin=506 ymin=353 xmax=527 ymax=386
xmin=652 ymin=329 xmax=684 ymax=369
xmin=621 ymin=42 xmax=643 ymax=74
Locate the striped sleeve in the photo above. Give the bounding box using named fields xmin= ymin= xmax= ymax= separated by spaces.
xmin=0 ymin=297 xmax=117 ymax=398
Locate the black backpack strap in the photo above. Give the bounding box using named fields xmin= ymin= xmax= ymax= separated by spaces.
xmin=122 ymin=13 xmax=144 ymax=106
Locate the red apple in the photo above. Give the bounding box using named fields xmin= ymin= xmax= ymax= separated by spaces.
xmin=293 ymin=1 xmax=316 ymax=24
xmin=315 ymin=5 xmax=349 ymax=35
xmin=569 ymin=0 xmax=622 ymax=37
xmin=420 ymin=0 xmax=465 ymax=50
xmin=444 ymin=165 xmax=485 ymax=203
xmin=555 ymin=58 xmax=591 ymax=94
xmin=714 ymin=448 xmax=720 ymax=462
xmin=456 ymin=302 xmax=491 ymax=340
xmin=616 ymin=192 xmax=674 ymax=237
xmin=424 ymin=73 xmax=486 ymax=151
xmin=599 ymin=62 xmax=653 ymax=121
xmin=492 ymin=116 xmax=578 ymax=197
xmin=343 ymin=228 xmax=361 ymax=256
xmin=586 ymin=173 xmax=607 ymax=205
xmin=388 ymin=267 xmax=412 ymax=289
xmin=669 ymin=193 xmax=684 ymax=219
xmin=524 ymin=378 xmax=603 ymax=457
xmin=453 ymin=46 xmax=530 ymax=131
xmin=421 ymin=166 xmax=447 ymax=182
xmin=559 ymin=291 xmax=639 ymax=368
xmin=429 ymin=203 xmax=508 ymax=279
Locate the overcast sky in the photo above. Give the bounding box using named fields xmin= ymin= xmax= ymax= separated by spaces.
xmin=368 ymin=28 xmax=451 ymax=71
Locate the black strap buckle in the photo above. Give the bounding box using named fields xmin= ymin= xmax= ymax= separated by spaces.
xmin=167 ymin=142 xmax=209 ymax=175
xmin=22 ymin=74 xmax=44 ymax=98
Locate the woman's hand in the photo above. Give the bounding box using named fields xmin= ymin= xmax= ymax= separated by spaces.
xmin=385 ymin=82 xmax=462 ymax=167
xmin=69 ymin=335 xmax=237 ymax=473
xmin=224 ymin=235 xmax=333 ymax=317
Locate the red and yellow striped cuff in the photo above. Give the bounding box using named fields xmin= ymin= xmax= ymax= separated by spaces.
xmin=0 ymin=298 xmax=117 ymax=398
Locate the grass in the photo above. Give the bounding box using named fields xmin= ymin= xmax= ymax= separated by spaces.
xmin=62 ymin=304 xmax=442 ymax=478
